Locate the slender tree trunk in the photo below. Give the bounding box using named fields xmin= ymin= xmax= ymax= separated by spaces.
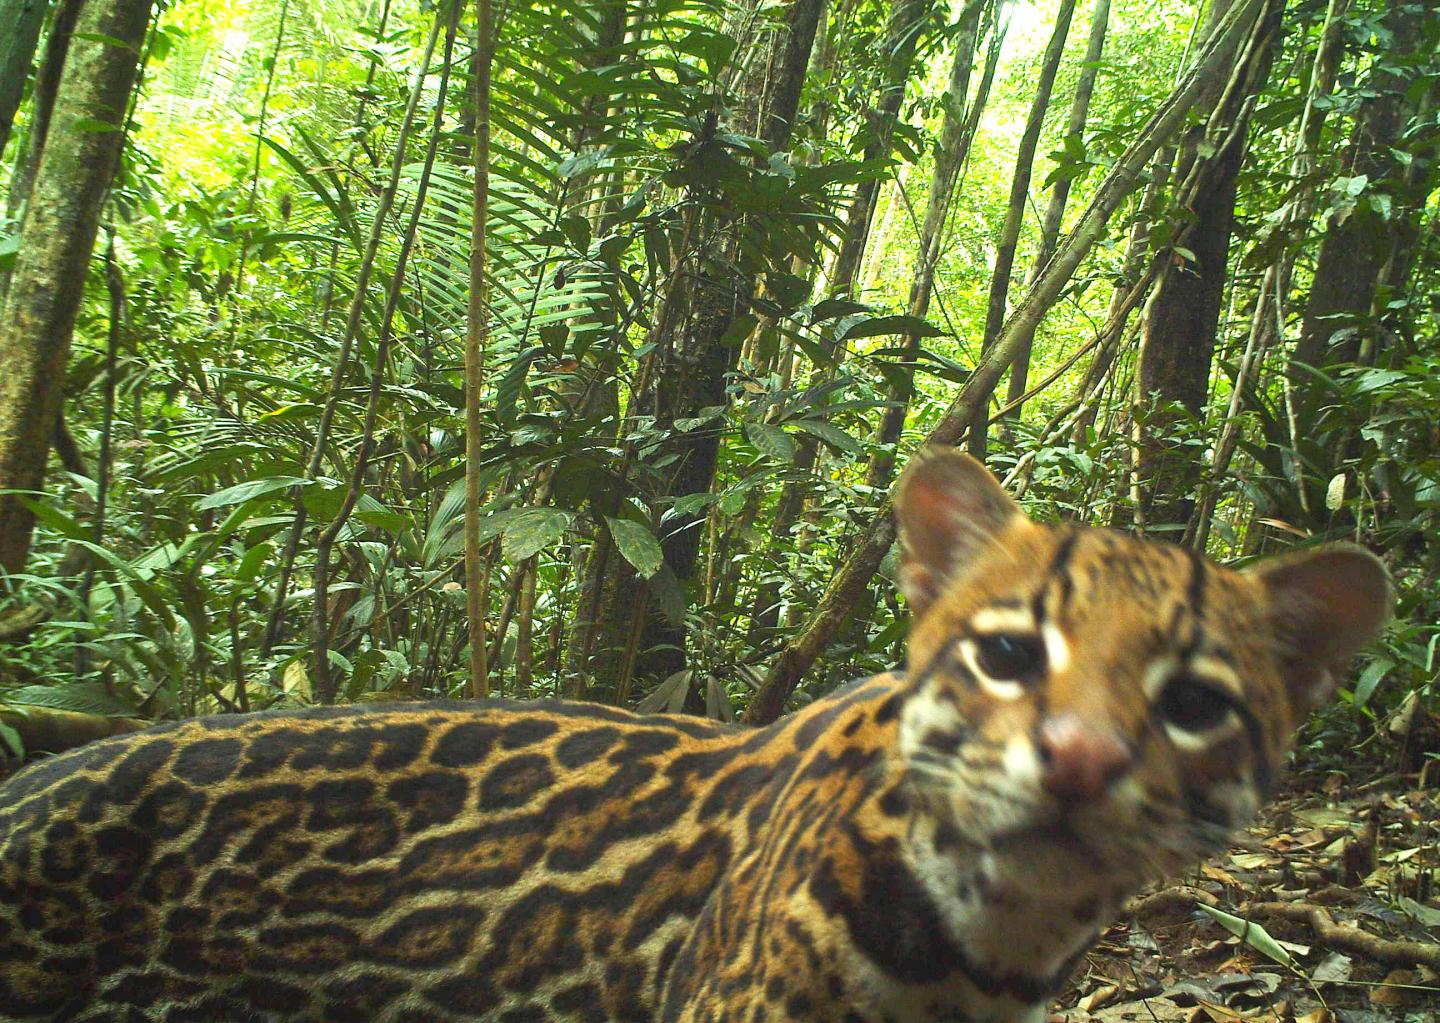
xmin=0 ymin=0 xmax=153 ymax=575
xmin=570 ymin=0 xmax=827 ymax=699
xmin=1191 ymin=0 xmax=1351 ymax=548
xmin=259 ymin=12 xmax=442 ymax=655
xmin=0 ymin=0 xmax=81 ymax=305
xmin=828 ymin=0 xmax=934 ymax=298
xmin=964 ymin=0 xmax=1077 ymax=460
xmin=743 ymin=0 xmax=1268 ymax=724
xmin=0 ymin=0 xmax=51 ymax=159
xmin=1002 ymin=0 xmax=1110 ymax=425
xmin=315 ymin=1 xmax=459 ymax=703
xmin=1286 ymin=0 xmax=1433 ymax=527
xmin=1132 ymin=0 xmax=1281 ymax=534
xmin=863 ymin=0 xmax=991 ymax=491
xmin=466 ymin=0 xmax=496 ymax=698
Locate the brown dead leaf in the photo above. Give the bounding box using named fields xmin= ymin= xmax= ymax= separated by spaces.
xmin=1310 ymin=951 xmax=1353 ymax=985
xmin=1368 ymin=969 xmax=1424 ymax=1008
xmin=1191 ymin=999 xmax=1251 ymax=1022
xmin=1294 ymin=1010 xmax=1332 ymax=1023
xmin=1079 ymin=984 xmax=1121 ymax=1012
xmin=1230 ymin=852 xmax=1280 ymax=869
xmin=1293 ymin=807 xmax=1354 ymax=829
xmin=1202 ymin=864 xmax=1240 ymax=885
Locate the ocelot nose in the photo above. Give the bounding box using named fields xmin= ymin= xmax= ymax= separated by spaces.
xmin=1038 ymin=714 xmax=1133 ymax=803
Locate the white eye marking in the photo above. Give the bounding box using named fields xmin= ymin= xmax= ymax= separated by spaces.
xmin=1143 ymin=656 xmax=1180 ymax=699
xmin=1042 ymin=622 xmax=1070 ymax=673
xmin=958 ymin=640 xmax=1026 ymax=701
xmin=969 ymin=607 xmax=1036 ymax=634
xmin=1002 ymin=734 xmax=1041 ymax=786
xmin=1188 ymin=656 xmax=1243 ymax=694
xmin=1163 ymin=722 xmax=1220 ymax=752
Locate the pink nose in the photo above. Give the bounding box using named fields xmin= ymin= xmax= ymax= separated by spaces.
xmin=1039 ymin=715 xmax=1133 ymax=802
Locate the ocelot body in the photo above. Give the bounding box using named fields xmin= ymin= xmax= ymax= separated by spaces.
xmin=0 ymin=451 xmax=1391 ymax=1022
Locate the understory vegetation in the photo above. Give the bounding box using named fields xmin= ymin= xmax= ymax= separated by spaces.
xmin=0 ymin=0 xmax=1435 ymax=760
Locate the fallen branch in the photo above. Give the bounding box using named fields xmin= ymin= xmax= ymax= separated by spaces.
xmin=0 ymin=705 xmax=149 ymax=761
xmin=1125 ymin=884 xmax=1219 ymax=919
xmin=1253 ymin=902 xmax=1440 ymax=972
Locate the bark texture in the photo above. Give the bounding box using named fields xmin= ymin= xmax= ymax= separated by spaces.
xmin=1132 ymin=0 xmax=1280 ymax=534
xmin=0 ymin=0 xmax=51 ymax=159
xmin=0 ymin=0 xmax=153 ymax=575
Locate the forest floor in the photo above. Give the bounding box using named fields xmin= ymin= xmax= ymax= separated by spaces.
xmin=1054 ymin=717 xmax=1440 ymax=1023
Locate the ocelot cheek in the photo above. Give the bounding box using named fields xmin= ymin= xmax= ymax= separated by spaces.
xmin=1179 ymin=739 xmax=1263 ymax=832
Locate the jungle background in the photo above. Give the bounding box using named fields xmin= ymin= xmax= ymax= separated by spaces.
xmin=0 ymin=0 xmax=1437 ymax=1015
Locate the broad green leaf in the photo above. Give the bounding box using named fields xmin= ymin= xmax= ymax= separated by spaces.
xmin=605 ymin=516 xmax=663 ymax=578
xmin=793 ymin=420 xmax=859 ymax=454
xmin=0 ymin=720 xmax=23 ymax=759
xmin=1351 ymin=657 xmax=1393 ymax=709
xmin=745 ymin=421 xmax=795 ymax=463
xmin=837 ymin=314 xmax=946 ymax=344
xmin=197 ymin=477 xmax=305 ymax=511
xmin=501 ymin=508 xmax=574 ymax=562
xmin=1197 ymin=905 xmax=1296 ymax=968
xmin=3 ymin=682 xmax=140 ymax=717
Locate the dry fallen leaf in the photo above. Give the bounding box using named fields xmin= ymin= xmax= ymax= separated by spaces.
xmin=1310 ymin=951 xmax=1353 ymax=985
xmin=1368 ymin=968 xmax=1424 ymax=1008
xmin=1079 ymin=984 xmax=1122 ymax=1012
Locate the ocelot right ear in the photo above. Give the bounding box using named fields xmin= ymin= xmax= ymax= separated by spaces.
xmin=894 ymin=447 xmax=1025 ymax=617
xmin=1246 ymin=545 xmax=1393 ymax=713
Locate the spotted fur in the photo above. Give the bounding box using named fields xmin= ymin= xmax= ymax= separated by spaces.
xmin=0 ymin=451 xmax=1390 ymax=1022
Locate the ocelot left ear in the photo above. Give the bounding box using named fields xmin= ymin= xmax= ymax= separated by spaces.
xmin=1247 ymin=545 xmax=1393 ymax=713
xmin=894 ymin=447 xmax=1028 ymax=618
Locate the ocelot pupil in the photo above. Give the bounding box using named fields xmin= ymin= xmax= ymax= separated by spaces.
xmin=1159 ymin=676 xmax=1234 ymax=732
xmin=973 ymin=633 xmax=1045 ymax=681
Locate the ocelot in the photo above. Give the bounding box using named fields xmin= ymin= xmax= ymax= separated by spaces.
xmin=0 ymin=450 xmax=1391 ymax=1023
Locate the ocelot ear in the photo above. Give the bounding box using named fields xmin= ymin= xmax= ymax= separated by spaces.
xmin=894 ymin=447 xmax=1024 ymax=617
xmin=1247 ymin=545 xmax=1393 ymax=713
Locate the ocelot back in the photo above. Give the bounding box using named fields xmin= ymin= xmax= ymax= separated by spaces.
xmin=0 ymin=451 xmax=1391 ymax=1023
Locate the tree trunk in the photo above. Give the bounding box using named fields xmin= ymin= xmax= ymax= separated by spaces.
xmin=1002 ymin=0 xmax=1110 ymax=425
xmin=568 ymin=0 xmax=827 ymax=701
xmin=1290 ymin=0 xmax=1434 ymax=440
xmin=1131 ymin=0 xmax=1280 ymax=535
xmin=467 ymin=0 xmax=496 ymax=697
xmin=0 ymin=0 xmax=51 ymax=159
xmin=1190 ymin=0 xmax=1352 ymax=548
xmin=827 ymin=0 xmax=934 ymax=298
xmin=863 ymin=0 xmax=991 ymax=491
xmin=742 ymin=0 xmax=1267 ymax=724
xmin=964 ymin=0 xmax=1078 ymax=459
xmin=0 ymin=0 xmax=152 ymax=576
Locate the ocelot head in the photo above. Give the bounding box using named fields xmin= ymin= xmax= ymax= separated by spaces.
xmin=892 ymin=449 xmax=1391 ymax=896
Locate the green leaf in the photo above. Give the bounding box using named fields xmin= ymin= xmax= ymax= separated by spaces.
xmin=605 ymin=516 xmax=663 ymax=578
xmin=501 ymin=508 xmax=573 ymax=562
xmin=236 ymin=542 xmax=272 ymax=584
xmin=646 ymin=563 xmax=688 ymax=627
xmin=1196 ymin=905 xmax=1296 ymax=968
xmin=0 ymin=719 xmax=23 ymax=760
xmin=793 ymin=420 xmax=859 ymax=454
xmin=3 ymin=682 xmax=140 ymax=717
xmin=196 ymin=477 xmax=305 ymax=511
xmin=837 ymin=314 xmax=945 ymax=344
xmin=18 ymin=497 xmax=90 ymax=541
xmin=1351 ymin=657 xmax=1393 ymax=709
xmin=69 ymin=541 xmax=177 ymax=630
xmin=745 ymin=421 xmax=795 ymax=463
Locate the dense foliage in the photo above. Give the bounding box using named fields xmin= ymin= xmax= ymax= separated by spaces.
xmin=0 ymin=0 xmax=1435 ymax=760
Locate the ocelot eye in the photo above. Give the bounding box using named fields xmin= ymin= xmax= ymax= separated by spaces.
xmin=1157 ymin=676 xmax=1235 ymax=733
xmin=972 ymin=633 xmax=1046 ymax=682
